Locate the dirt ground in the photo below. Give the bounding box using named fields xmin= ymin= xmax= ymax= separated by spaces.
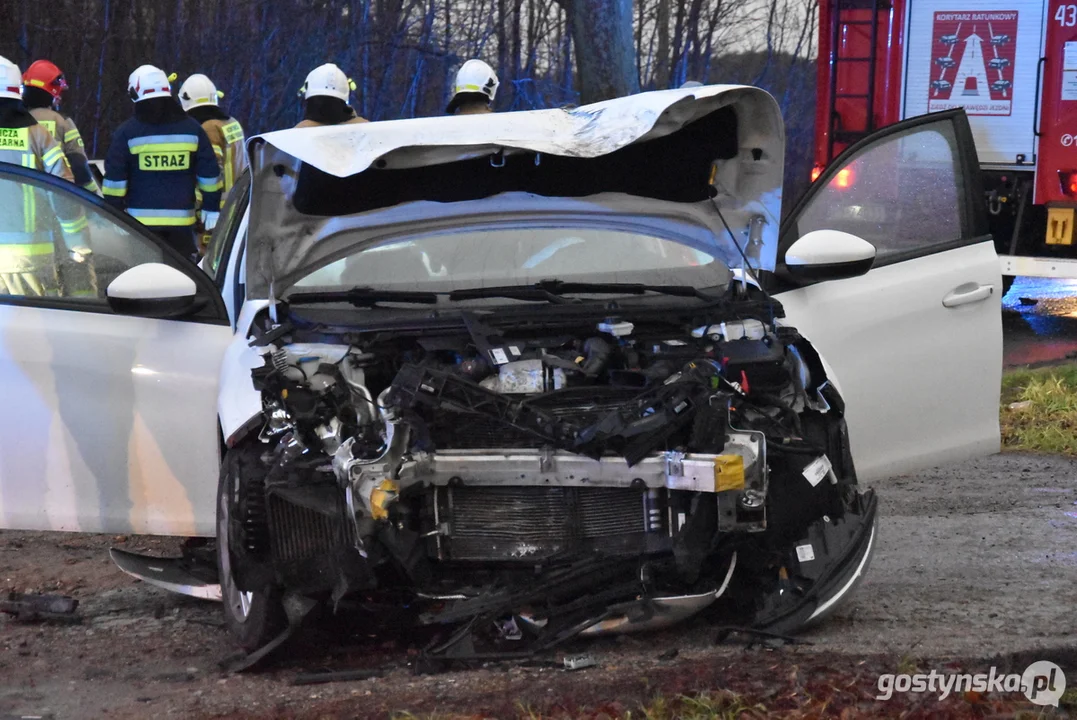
xmin=2 ymin=451 xmax=1077 ymax=719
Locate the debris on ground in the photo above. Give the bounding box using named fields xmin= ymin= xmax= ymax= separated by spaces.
xmin=0 ymin=591 xmax=80 ymax=624
xmin=291 ymin=667 xmax=386 ymax=686
xmin=563 ymin=654 xmax=597 ymax=670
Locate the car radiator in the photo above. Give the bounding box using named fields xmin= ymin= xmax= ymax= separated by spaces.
xmin=430 ymin=485 xmax=667 ymax=562
xmin=266 ymin=488 xmax=360 ymax=592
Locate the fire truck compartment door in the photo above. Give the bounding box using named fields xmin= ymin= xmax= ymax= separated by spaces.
xmin=902 ymin=0 xmax=1047 ymax=166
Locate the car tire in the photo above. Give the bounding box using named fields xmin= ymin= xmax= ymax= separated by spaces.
xmin=217 ymin=447 xmax=285 ymax=652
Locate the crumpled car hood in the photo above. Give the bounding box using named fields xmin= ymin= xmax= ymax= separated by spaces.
xmin=244 ymin=84 xmax=785 ymax=299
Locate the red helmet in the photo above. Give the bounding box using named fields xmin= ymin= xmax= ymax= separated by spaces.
xmin=23 ymin=60 xmax=68 ymax=100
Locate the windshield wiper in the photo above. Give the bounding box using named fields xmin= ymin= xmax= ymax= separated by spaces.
xmin=287 ymin=287 xmax=439 ymax=307
xmin=449 ymin=280 xmax=716 ymax=302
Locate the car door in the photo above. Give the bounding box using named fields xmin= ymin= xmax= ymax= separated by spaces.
xmin=0 ymin=164 xmax=233 ymax=536
xmin=774 ymin=109 xmax=1001 ymax=482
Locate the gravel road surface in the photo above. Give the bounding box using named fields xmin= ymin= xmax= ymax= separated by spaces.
xmin=2 ymin=452 xmax=1076 ymax=718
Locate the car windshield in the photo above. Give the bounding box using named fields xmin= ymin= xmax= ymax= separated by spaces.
xmin=289 ymin=226 xmax=729 ymax=299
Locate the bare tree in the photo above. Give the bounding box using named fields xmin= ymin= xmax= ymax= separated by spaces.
xmin=0 ymin=0 xmax=821 ymax=198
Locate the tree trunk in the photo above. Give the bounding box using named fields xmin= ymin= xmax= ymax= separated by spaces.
xmin=569 ymin=0 xmax=639 ymax=103
xmin=654 ymin=0 xmax=670 ymax=88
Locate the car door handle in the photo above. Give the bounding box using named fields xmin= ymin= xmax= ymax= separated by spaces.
xmin=942 ymin=284 xmax=994 ymax=308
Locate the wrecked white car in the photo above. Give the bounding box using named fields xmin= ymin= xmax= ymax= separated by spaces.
xmin=0 ymin=85 xmax=1001 ymax=663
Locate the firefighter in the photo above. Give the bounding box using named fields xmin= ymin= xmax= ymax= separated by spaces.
xmin=103 ymin=65 xmax=222 ymax=261
xmin=446 ymin=60 xmax=498 ymax=115
xmin=22 ymin=59 xmax=102 ymax=195
xmin=0 ymin=55 xmax=91 ymax=297
xmin=295 ymin=64 xmax=367 ymax=128
xmin=178 ymin=73 xmax=247 ymax=254
xmin=178 ymin=74 xmax=247 ymax=196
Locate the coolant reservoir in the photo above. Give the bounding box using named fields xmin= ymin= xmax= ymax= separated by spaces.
xmin=598 ymin=320 xmax=634 ymax=337
xmin=692 ymin=319 xmax=766 ymax=341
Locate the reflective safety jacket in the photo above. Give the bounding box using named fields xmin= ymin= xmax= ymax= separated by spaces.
xmin=102 ymin=115 xmax=222 ymax=227
xmin=0 ymin=122 xmax=82 ymax=251
xmin=29 ymin=107 xmax=101 ymax=195
xmin=199 ymin=116 xmax=248 ymax=197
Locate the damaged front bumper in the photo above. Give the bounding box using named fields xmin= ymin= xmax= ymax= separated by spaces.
xmin=751 ymin=487 xmax=878 ymax=634
xmin=108 ymin=436 xmax=877 ymax=658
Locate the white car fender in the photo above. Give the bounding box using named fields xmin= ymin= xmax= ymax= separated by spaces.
xmin=730 ymin=269 xmax=847 ymax=399
xmin=218 ymin=300 xmax=269 ymax=445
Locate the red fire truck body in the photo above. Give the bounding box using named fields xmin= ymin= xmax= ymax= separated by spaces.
xmin=814 ymin=0 xmax=1077 ymax=279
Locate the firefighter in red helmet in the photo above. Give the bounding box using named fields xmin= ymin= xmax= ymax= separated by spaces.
xmin=22 ymin=60 xmax=101 ymax=196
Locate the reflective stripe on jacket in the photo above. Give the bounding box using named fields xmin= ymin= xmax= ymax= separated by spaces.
xmin=29 ymin=107 xmax=101 ymax=195
xmin=199 ymin=117 xmax=248 ymax=197
xmin=102 ymin=115 xmax=222 ymax=227
xmin=0 ymin=123 xmax=75 ymax=250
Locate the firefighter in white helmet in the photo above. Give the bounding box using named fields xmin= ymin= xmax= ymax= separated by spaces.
xmin=0 ymin=54 xmax=89 ymax=297
xmin=295 ymin=64 xmax=367 ymax=128
xmin=179 ymin=73 xmax=247 ymax=255
xmin=179 ymin=74 xmax=247 ymax=197
xmin=102 ymin=65 xmax=222 ymax=260
xmin=446 ymin=59 xmax=498 ymax=115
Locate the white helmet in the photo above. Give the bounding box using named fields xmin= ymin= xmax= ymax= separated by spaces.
xmin=178 ymin=74 xmax=222 ymax=111
xmin=447 ymin=59 xmax=498 ymax=112
xmin=128 ymin=64 xmax=172 ymax=102
xmin=302 ymin=64 xmax=353 ymax=101
xmin=0 ymin=55 xmax=22 ymax=100
xmin=680 ymin=80 xmax=704 ymax=88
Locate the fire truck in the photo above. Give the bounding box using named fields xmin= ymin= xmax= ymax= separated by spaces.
xmin=814 ymin=0 xmax=1077 ymax=286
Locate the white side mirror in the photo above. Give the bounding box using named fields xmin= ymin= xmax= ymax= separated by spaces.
xmin=784 ymin=229 xmax=876 ymax=283
xmin=107 ymin=263 xmax=199 ymax=319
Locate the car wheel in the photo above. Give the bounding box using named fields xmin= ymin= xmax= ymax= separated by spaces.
xmin=217 ymin=447 xmax=285 ymax=652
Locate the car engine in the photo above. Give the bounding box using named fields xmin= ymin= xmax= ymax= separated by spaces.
xmin=227 ymin=305 xmax=869 ymax=652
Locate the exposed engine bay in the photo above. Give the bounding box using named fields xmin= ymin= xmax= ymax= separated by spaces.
xmin=205 ymin=297 xmax=876 ymax=662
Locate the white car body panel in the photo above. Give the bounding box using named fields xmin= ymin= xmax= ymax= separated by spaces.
xmin=246 ymin=85 xmax=786 ymax=294
xmin=254 ymin=85 xmax=778 ymax=177
xmin=777 ymin=241 xmax=1002 ymax=481
xmin=0 ymin=304 xmax=231 ymax=535
xmin=217 ymin=300 xmax=268 ymax=444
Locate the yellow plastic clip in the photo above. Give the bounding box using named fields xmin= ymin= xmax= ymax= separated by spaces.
xmin=297 ymin=83 xmax=307 ymax=98
xmin=370 ymin=480 xmax=399 ymax=521
xmin=348 ymin=78 xmax=357 ymax=91
xmin=167 ymin=72 xmax=178 ymax=83
xmin=217 ymin=90 xmax=225 ymax=99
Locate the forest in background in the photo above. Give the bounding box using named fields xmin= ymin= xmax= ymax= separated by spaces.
xmin=2 ymin=0 xmax=818 ymax=205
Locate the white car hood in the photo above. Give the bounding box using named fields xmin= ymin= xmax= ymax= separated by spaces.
xmin=245 ymin=84 xmax=785 ymax=299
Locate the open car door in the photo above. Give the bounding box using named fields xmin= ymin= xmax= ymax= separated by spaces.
xmin=0 ymin=164 xmax=232 ymax=536
xmin=773 ymin=109 xmax=1001 ymax=482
